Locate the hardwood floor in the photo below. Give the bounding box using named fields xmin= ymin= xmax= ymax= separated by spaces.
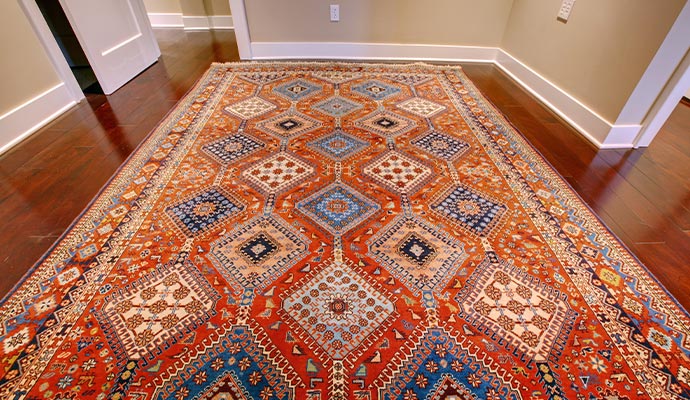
xmin=1 ymin=29 xmax=688 ymax=311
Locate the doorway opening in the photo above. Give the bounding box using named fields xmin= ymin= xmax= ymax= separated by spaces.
xmin=34 ymin=0 xmax=102 ymax=93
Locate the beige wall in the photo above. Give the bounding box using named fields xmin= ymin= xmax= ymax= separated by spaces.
xmin=502 ymin=0 xmax=685 ymax=122
xmin=246 ymin=0 xmax=513 ymax=46
xmin=144 ymin=0 xmax=231 ymax=16
xmin=0 ymin=2 xmax=62 ymax=113
xmin=203 ymin=0 xmax=231 ymax=16
xmin=143 ymin=0 xmax=182 ymax=14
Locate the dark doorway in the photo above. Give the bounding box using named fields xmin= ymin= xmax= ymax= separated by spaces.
xmin=34 ymin=0 xmax=102 ymax=93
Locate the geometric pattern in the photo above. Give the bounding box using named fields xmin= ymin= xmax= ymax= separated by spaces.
xmin=4 ymin=62 xmax=690 ymax=400
xmin=426 ymin=375 xmax=475 ymax=400
xmin=351 ymin=79 xmax=401 ymax=101
xmin=165 ymin=186 xmax=245 ymax=237
xmin=2 ymin=328 xmax=29 ymax=354
xmin=398 ymin=233 xmax=437 ymax=267
xmin=411 ymin=130 xmax=470 ymax=161
xmin=281 ymin=259 xmax=396 ymax=360
xmin=223 ymin=96 xmax=276 ymax=120
xmin=376 ymin=327 xmax=522 ymax=400
xmin=201 ymin=133 xmax=265 ymax=164
xmin=297 ymin=182 xmax=379 ymax=235
xmin=188 ymin=372 xmax=250 ymax=400
xmin=255 ymin=109 xmax=322 ymax=140
xmin=385 ymin=73 xmax=433 ymax=87
xmin=431 ymin=184 xmax=507 ymax=237
xmin=397 ymin=97 xmax=446 ymax=118
xmin=208 ymin=215 xmax=309 ymax=291
xmin=368 ymin=215 xmax=467 ymax=295
xmin=239 ymin=233 xmax=279 ymax=264
xmin=456 ymin=257 xmax=577 ymax=362
xmin=241 ymin=152 xmax=315 ymax=195
xmin=354 ymin=109 xmax=417 ymax=138
xmin=307 ymin=129 xmax=369 ymax=161
xmin=238 ymin=71 xmax=289 ymax=85
xmin=153 ymin=324 xmax=299 ymax=400
xmin=312 ymin=96 xmax=363 ymax=117
xmin=363 ymin=150 xmax=434 ymax=195
xmin=312 ymin=71 xmax=363 ymax=84
xmin=273 ymin=78 xmax=322 ymax=101
xmin=95 ymin=260 xmax=220 ymax=361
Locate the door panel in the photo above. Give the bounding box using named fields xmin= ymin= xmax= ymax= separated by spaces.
xmin=58 ymin=0 xmax=160 ymax=94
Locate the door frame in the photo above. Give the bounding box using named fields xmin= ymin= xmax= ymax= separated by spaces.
xmin=18 ymin=0 xmax=85 ymax=103
xmin=620 ymin=1 xmax=690 ymax=148
xmin=228 ymin=0 xmax=251 ymax=59
xmin=633 ymin=48 xmax=690 ymax=147
xmin=57 ymin=0 xmax=160 ymax=95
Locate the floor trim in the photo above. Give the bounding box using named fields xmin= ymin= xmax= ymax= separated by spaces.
xmin=147 ymin=14 xmax=234 ymax=30
xmin=250 ymin=42 xmax=498 ymax=63
xmin=147 ymin=12 xmax=184 ymax=28
xmin=0 ymin=83 xmax=76 ymax=155
xmin=182 ymin=15 xmax=233 ymax=31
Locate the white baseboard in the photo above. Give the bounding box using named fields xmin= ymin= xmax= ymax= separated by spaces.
xmin=182 ymin=16 xmax=209 ymax=30
xmin=147 ymin=12 xmax=184 ymax=28
xmin=602 ymin=124 xmax=642 ymax=148
xmin=183 ymin=15 xmax=233 ymax=30
xmin=147 ymin=14 xmax=233 ymax=30
xmin=0 ymin=83 xmax=76 ymax=155
xmin=495 ymin=50 xmax=636 ymax=148
xmin=250 ymin=42 xmax=498 ymax=63
xmin=209 ymin=15 xmax=233 ymax=30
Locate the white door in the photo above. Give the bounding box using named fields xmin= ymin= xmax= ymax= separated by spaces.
xmin=58 ymin=0 xmax=160 ymax=95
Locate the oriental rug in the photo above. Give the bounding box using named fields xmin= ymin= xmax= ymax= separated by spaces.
xmin=1 ymin=62 xmax=689 ymax=400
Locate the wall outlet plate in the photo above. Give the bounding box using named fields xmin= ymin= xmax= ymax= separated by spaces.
xmin=330 ymin=4 xmax=339 ymax=22
xmin=557 ymin=0 xmax=575 ymax=21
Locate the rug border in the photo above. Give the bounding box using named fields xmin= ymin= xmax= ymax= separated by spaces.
xmin=451 ymin=64 xmax=690 ymax=322
xmin=2 ymin=60 xmax=687 ymax=326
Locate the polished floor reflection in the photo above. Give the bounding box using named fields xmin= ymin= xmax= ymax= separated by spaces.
xmin=1 ymin=30 xmax=688 ymax=311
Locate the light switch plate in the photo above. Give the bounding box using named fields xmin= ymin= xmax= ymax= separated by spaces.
xmin=557 ymin=0 xmax=575 ymax=21
xmin=330 ymin=4 xmax=340 ymax=22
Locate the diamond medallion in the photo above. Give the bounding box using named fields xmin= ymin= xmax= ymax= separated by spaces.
xmin=431 ymin=185 xmax=507 ymax=237
xmin=313 ymin=96 xmax=363 ymax=117
xmin=273 ymin=79 xmax=322 ymax=101
xmin=297 ymin=182 xmax=379 ymax=235
xmin=223 ymin=97 xmax=276 ymax=120
xmin=165 ymin=186 xmax=245 ymax=238
xmin=368 ymin=216 xmax=467 ymax=295
xmin=307 ymin=129 xmax=369 ymax=162
xmin=255 ymin=110 xmax=322 ymax=140
xmin=208 ymin=215 xmax=310 ymax=291
xmin=412 ymin=130 xmax=470 ymax=162
xmin=351 ymin=79 xmax=401 ymax=101
xmin=281 ymin=260 xmax=395 ymax=360
xmin=241 ymin=152 xmax=315 ymax=195
xmin=354 ymin=110 xmax=416 ymax=138
xmin=363 ymin=150 xmax=434 ymax=195
xmin=201 ymin=133 xmax=265 ymax=164
xmin=397 ymin=97 xmax=446 ymax=118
